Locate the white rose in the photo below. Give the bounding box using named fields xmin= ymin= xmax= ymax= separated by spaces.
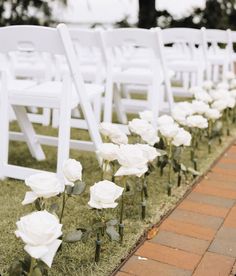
xmin=189 ymin=86 xmax=204 ymax=95
xmin=175 ymin=102 xmax=194 ymax=116
xmin=115 ymin=144 xmax=148 ymax=177
xmin=63 ymin=159 xmax=82 ymax=183
xmin=230 ymin=79 xmax=236 ymax=89
xmin=217 ymin=82 xmax=229 ymax=90
xmin=159 ymin=124 xmax=180 ymax=139
xmin=211 ymin=99 xmax=228 ymax=112
xmin=205 ymin=108 xmax=221 ymax=120
xmin=226 ymin=96 xmax=236 ymax=109
xmin=88 ymin=180 xmax=123 ymax=209
xmin=22 ymin=173 xmax=64 ymax=205
xmin=202 ymin=81 xmax=213 ymax=91
xmin=225 ymin=71 xmax=235 ymax=81
xmin=99 ymin=122 xmax=128 ymax=145
xmin=192 ymin=100 xmax=210 ymax=114
xmin=157 ymin=115 xmax=174 ymax=127
xmin=194 ymin=91 xmax=212 ymax=103
xmin=96 ymin=143 xmax=119 ymax=162
xmin=15 ymin=211 xmax=62 ymax=268
xmin=139 ymin=110 xmax=154 ymax=123
xmin=172 ymin=109 xmax=187 ymax=125
xmin=172 ymin=128 xmax=192 ymax=147
xmin=209 ymin=89 xmax=225 ymax=101
xmin=230 ymin=89 xmax=236 ymax=99
xmin=129 ymin=119 xmax=159 ymax=145
xmin=137 ymin=144 xmax=160 ymax=162
xmin=186 ymin=115 xmax=208 ymax=129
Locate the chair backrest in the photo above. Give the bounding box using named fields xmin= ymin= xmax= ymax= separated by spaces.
xmin=202 ymin=28 xmax=230 ymax=44
xmin=0 ymin=25 xmax=65 ymax=55
xmin=229 ymin=30 xmax=236 ymax=43
xmin=101 ymin=28 xmax=161 ymax=64
xmin=161 ymin=28 xmax=204 ymax=45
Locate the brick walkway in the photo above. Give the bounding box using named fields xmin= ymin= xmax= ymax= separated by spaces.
xmin=116 ymin=143 xmax=236 ymax=276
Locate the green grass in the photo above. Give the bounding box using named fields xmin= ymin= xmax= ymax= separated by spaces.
xmin=0 ymin=121 xmax=236 ymax=276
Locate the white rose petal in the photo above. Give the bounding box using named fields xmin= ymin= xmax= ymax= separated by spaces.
xmin=157 ymin=115 xmax=174 ymax=127
xmin=137 ymin=144 xmax=160 ymax=162
xmin=88 ymin=180 xmax=124 ymax=209
xmin=15 ymin=211 xmax=62 ymax=268
xmin=139 ymin=110 xmax=154 ymax=123
xmin=22 ymin=173 xmax=64 ymax=205
xmin=115 ymin=144 xmax=149 ymax=177
xmin=159 ymin=124 xmax=180 ymax=139
xmin=212 ymin=99 xmax=228 ymax=112
xmin=225 ymin=71 xmax=235 ymax=81
xmin=203 ymin=81 xmax=214 ymax=91
xmin=205 ymin=108 xmax=221 ymax=120
xmin=217 ymin=82 xmax=229 ymax=90
xmin=99 ymin=122 xmax=128 ymax=145
xmin=194 ymin=91 xmax=212 ymax=103
xmin=192 ymin=100 xmax=210 ymax=114
xmin=63 ymin=159 xmax=82 ymax=182
xmin=96 ymin=143 xmax=119 ymax=162
xmin=186 ymin=115 xmax=208 ymax=129
xmin=172 ymin=128 xmax=192 ymax=147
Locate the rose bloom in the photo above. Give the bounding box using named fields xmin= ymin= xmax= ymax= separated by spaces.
xmin=63 ymin=159 xmax=82 ymax=184
xmin=211 ymin=99 xmax=228 ymax=112
xmin=137 ymin=144 xmax=160 ymax=162
xmin=174 ymin=102 xmax=194 ymax=116
xmin=172 ymin=128 xmax=192 ymax=147
xmin=205 ymin=108 xmax=221 ymax=120
xmin=194 ymin=91 xmax=212 ymax=103
xmin=172 ymin=109 xmax=188 ymax=126
xmin=115 ymin=144 xmax=148 ymax=177
xmin=99 ymin=122 xmax=128 ymax=145
xmin=230 ymin=79 xmax=236 ymax=89
xmin=186 ymin=115 xmax=208 ymax=129
xmin=129 ymin=118 xmax=159 ymax=146
xmin=139 ymin=110 xmax=154 ymax=123
xmin=157 ymin=115 xmax=174 ymax=127
xmin=202 ymin=80 xmax=214 ymax=91
xmin=15 ymin=210 xmax=62 ymax=267
xmin=88 ymin=180 xmax=124 ymax=209
xmin=159 ymin=124 xmax=180 ymax=140
xmin=22 ymin=173 xmax=64 ymax=205
xmin=226 ymin=96 xmax=236 ymax=109
xmin=209 ymin=89 xmax=227 ymax=101
xmin=225 ymin=71 xmax=235 ymax=81
xmin=216 ymin=82 xmax=229 ymax=90
xmin=97 ymin=143 xmax=119 ymax=162
xmin=192 ymin=100 xmax=210 ymax=115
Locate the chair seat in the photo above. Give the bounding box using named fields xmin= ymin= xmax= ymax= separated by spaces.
xmin=9 ymin=81 xmax=104 ymax=109
xmin=168 ymin=60 xmax=204 ymax=72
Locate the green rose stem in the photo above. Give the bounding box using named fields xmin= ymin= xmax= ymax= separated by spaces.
xmin=226 ymin=108 xmax=230 ymax=136
xmin=119 ymin=176 xmax=126 ymax=243
xmin=59 ymin=191 xmax=67 ymax=224
xmin=141 ymin=176 xmax=146 ymax=220
xmin=167 ymin=142 xmax=172 ymax=196
xmin=28 ymin=257 xmax=36 ymax=276
xmin=208 ymin=120 xmax=213 ymax=154
xmin=177 ymin=147 xmax=183 ymax=187
xmin=95 ymin=232 xmax=101 ymax=263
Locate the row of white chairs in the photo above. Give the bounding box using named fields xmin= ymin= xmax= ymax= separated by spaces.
xmin=0 ymin=25 xmax=235 ymax=181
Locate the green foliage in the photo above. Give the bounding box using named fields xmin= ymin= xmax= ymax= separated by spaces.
xmin=0 ymin=0 xmax=67 ymax=26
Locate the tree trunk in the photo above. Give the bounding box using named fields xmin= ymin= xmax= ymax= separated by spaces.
xmin=138 ymin=0 xmax=157 ymax=29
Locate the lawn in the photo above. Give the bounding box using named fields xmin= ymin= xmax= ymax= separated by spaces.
xmin=0 ymin=121 xmax=235 ymax=276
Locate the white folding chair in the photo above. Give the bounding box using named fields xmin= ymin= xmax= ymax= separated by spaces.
xmin=0 ymin=24 xmax=102 ymax=181
xmin=161 ymin=28 xmax=206 ymax=96
xmin=228 ymin=29 xmax=236 ymax=72
xmin=52 ymin=28 xmax=105 ymax=128
xmin=102 ymin=28 xmax=174 ymax=126
xmin=202 ymin=28 xmax=231 ymax=82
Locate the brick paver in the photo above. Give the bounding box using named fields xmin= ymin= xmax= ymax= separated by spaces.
xmin=116 ymin=144 xmax=236 ymax=276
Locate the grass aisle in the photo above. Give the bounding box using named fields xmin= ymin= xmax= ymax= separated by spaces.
xmin=0 ymin=123 xmax=236 ymax=276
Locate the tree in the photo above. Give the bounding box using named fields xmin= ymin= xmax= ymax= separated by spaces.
xmin=138 ymin=0 xmax=157 ymax=29
xmin=0 ymin=0 xmax=67 ymax=26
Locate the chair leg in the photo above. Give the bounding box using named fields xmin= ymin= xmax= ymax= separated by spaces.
xmin=113 ymin=83 xmax=128 ymax=124
xmin=42 ymin=108 xmax=51 ymax=126
xmin=56 ymin=76 xmax=72 ymax=180
xmin=0 ymin=73 xmax=9 ymax=180
xmin=52 ymin=109 xmax=59 ymax=128
xmin=12 ymin=105 xmax=46 ymax=161
xmin=103 ymin=76 xmax=114 ymax=122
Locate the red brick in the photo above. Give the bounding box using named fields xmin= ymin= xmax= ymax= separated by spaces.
xmin=178 ymin=200 xmax=229 ymax=217
xmin=194 ymin=185 xmax=236 ymax=200
xmin=206 ymin=172 xmax=236 ymax=182
xmin=121 ymin=256 xmax=191 ymax=276
xmin=160 ymin=218 xmax=216 ymax=241
xmin=224 ymin=206 xmax=236 ymax=228
xmin=200 ymin=179 xmax=236 ymax=191
xmin=136 ymin=242 xmax=201 ymax=271
xmin=212 ymin=167 xmax=236 ymax=177
xmin=115 ymin=272 xmax=131 ymax=276
xmin=193 ymin=252 xmax=234 ymax=276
